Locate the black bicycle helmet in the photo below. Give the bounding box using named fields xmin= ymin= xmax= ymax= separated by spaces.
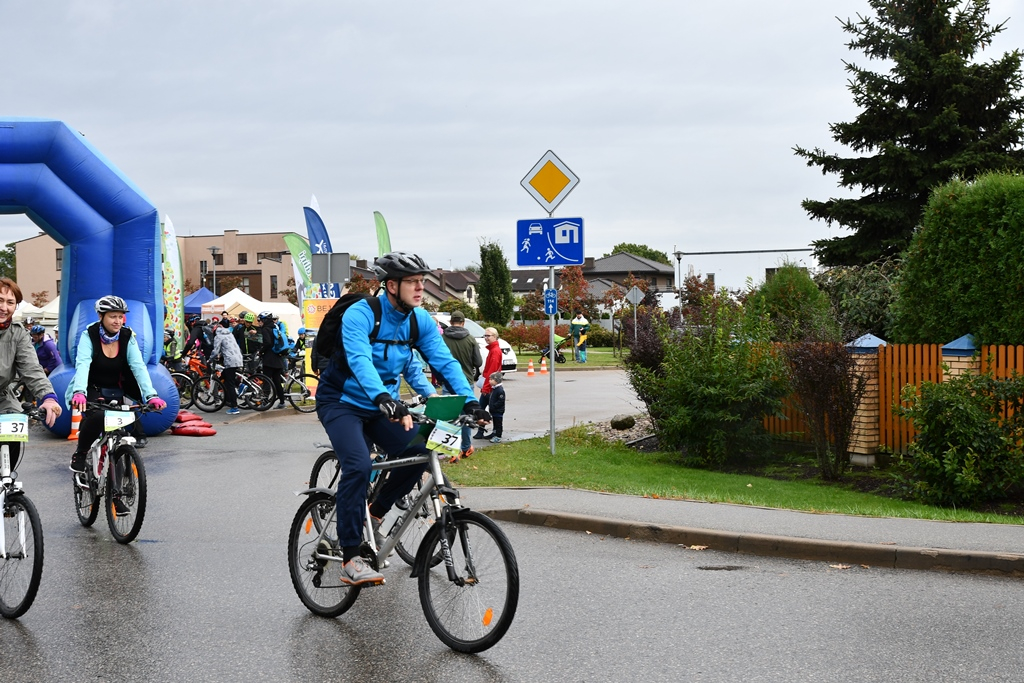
xmin=95 ymin=295 xmax=129 ymax=314
xmin=164 ymin=327 xmax=176 ymax=337
xmin=372 ymin=252 xmax=431 ymax=282
xmin=257 ymin=310 xmax=273 ymax=322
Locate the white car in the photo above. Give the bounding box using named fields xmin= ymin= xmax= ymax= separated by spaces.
xmin=431 ymin=313 xmax=517 ymax=375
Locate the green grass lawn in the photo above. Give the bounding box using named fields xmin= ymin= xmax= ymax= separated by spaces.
xmin=445 ymin=426 xmax=1024 ymax=525
xmin=515 ymin=346 xmax=624 ymax=369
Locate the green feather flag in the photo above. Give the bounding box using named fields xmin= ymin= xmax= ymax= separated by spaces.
xmin=374 ymin=211 xmax=392 ymax=256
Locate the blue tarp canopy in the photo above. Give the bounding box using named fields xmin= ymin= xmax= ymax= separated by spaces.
xmin=184 ymin=287 xmax=216 ymax=314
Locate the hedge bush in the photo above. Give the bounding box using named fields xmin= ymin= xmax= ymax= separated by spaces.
xmin=892 ymin=173 xmax=1024 ymax=344
xmin=626 ymin=292 xmax=788 ymax=467
xmin=895 ymin=370 xmax=1024 ymax=507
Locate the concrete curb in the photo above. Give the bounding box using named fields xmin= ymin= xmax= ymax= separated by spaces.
xmin=479 ymin=507 xmax=1024 ymax=577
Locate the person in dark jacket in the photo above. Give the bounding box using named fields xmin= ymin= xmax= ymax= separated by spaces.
xmin=484 ymin=371 xmax=506 ymax=443
xmin=257 ymin=311 xmax=286 ymax=408
xmin=442 ymin=310 xmax=482 ymax=461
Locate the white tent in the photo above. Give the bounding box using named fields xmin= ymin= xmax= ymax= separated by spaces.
xmin=200 ymin=288 xmax=302 ymax=335
xmin=12 ymin=301 xmax=44 ymax=323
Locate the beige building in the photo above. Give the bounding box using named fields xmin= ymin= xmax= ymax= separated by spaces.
xmin=15 ymin=229 xmax=297 ymax=305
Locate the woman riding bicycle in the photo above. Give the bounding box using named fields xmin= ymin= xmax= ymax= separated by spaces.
xmin=67 ymin=296 xmax=167 ymax=512
xmin=0 ymin=278 xmax=62 ymax=468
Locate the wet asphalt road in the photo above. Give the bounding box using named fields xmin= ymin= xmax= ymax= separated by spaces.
xmin=2 ymin=374 xmax=1023 ymax=681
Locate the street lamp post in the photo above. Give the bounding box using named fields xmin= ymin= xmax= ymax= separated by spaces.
xmin=208 ymin=246 xmax=221 ymax=295
xmin=673 ymin=248 xmax=683 ymax=302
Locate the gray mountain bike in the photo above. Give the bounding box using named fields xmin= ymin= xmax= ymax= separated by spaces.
xmin=288 ymin=399 xmax=519 ymax=653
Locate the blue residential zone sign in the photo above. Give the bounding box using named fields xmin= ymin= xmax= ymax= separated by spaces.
xmin=516 ymin=218 xmax=585 ymax=267
xmin=543 ymin=288 xmax=558 ymax=316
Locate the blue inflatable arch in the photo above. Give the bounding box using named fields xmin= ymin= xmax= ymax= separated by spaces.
xmin=0 ymin=118 xmax=178 ymax=436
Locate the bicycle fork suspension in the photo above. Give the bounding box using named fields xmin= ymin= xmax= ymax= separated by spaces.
xmin=0 ymin=491 xmax=27 ymax=560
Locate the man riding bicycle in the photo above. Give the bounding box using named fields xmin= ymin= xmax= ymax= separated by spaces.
xmin=315 ymin=251 xmax=489 ymax=586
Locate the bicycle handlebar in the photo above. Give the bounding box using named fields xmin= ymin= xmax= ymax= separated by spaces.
xmin=82 ymin=400 xmax=163 ymax=414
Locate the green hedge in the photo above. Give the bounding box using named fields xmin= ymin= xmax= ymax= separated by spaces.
xmin=893 ymin=173 xmax=1024 ymax=344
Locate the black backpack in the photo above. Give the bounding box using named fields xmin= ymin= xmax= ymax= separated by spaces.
xmin=315 ymin=293 xmax=420 ymax=377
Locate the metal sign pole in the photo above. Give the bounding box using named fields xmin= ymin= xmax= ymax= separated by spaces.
xmin=549 ymin=265 xmax=556 ymax=455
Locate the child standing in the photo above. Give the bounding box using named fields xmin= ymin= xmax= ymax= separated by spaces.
xmin=487 ymin=371 xmax=506 ymax=443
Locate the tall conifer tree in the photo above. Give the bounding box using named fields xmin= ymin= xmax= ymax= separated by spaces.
xmin=795 ymin=0 xmax=1024 ymax=266
xmin=477 ymin=241 xmax=513 ymax=324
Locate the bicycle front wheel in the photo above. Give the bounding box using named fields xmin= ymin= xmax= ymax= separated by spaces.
xmin=418 ymin=510 xmax=519 ymax=653
xmin=106 ymin=446 xmax=147 ymax=544
xmin=285 ymin=373 xmax=317 ymax=413
xmin=0 ymin=493 xmax=44 ymax=619
xmin=171 ymin=372 xmax=195 ymax=409
xmin=287 ymin=492 xmax=359 ymax=618
xmin=73 ymin=470 xmax=100 ymax=527
xmin=193 ymin=376 xmax=225 ymax=413
xmin=393 ymin=473 xmax=451 ymax=567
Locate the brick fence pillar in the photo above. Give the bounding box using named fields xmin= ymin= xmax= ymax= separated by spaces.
xmin=848 ymin=334 xmax=886 ymax=466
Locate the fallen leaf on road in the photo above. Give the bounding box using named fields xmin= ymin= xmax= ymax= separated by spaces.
xmin=829 ymin=564 xmax=852 ymax=570
xmin=689 ymin=545 xmax=709 ymax=551
xmin=585 ymin=530 xmax=592 ymax=535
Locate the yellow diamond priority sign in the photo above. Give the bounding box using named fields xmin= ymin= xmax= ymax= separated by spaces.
xmin=521 ymin=150 xmax=579 ymax=214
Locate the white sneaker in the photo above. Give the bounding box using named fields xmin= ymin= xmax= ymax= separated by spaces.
xmin=340 ymin=557 xmax=385 ymax=586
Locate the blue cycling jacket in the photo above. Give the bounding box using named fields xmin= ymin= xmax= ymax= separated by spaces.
xmin=318 ymin=295 xmax=475 ymax=411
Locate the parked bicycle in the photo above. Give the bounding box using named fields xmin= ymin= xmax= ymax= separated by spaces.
xmin=282 ymin=364 xmax=318 ymax=413
xmin=288 ymin=397 xmax=519 ymax=652
xmin=0 ymin=406 xmax=45 ymax=619
xmin=169 ymin=371 xmax=195 ymax=410
xmin=193 ymin=363 xmax=274 ymax=413
xmin=72 ymin=400 xmax=156 ymax=544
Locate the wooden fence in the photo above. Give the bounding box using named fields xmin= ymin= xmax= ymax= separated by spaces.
xmin=768 ymin=343 xmax=1024 ymax=456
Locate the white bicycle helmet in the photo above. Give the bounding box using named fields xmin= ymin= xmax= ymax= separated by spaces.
xmin=95 ymin=295 xmax=129 ymax=314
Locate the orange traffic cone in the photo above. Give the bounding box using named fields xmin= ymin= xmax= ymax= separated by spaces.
xmin=67 ymin=406 xmax=81 ymax=441
xmin=540 ymin=357 xmax=548 ymax=374
xmin=527 ymin=360 xmax=535 ymax=376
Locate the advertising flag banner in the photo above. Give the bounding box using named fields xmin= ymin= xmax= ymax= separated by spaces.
xmin=373 ymin=211 xmax=392 ymax=257
xmin=161 ymin=215 xmax=185 ymax=340
xmin=303 ymin=206 xmax=340 ymax=297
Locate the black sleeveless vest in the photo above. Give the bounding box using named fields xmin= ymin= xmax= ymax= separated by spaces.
xmin=85 ymin=322 xmax=143 ymax=402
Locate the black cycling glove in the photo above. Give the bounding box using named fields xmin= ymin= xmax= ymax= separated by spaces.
xmin=374 ymin=393 xmax=410 ymax=420
xmin=463 ymin=400 xmax=491 ymax=423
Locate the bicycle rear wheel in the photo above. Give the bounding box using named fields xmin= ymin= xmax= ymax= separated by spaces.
xmin=285 ymin=373 xmax=317 ymax=413
xmin=418 ymin=510 xmax=519 ymax=653
xmin=194 ymin=376 xmax=225 ymax=413
xmin=106 ymin=445 xmax=147 ymax=544
xmin=288 ymin=492 xmax=359 ymax=618
xmin=0 ymin=493 xmax=44 ymax=619
xmin=243 ymin=373 xmax=274 ymax=412
xmin=73 ymin=470 xmax=100 ymax=527
xmin=171 ymin=372 xmax=195 ymax=409
xmin=309 ymin=450 xmax=340 ymax=491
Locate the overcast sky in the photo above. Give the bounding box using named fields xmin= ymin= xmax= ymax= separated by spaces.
xmin=3 ymin=0 xmax=1023 ymax=289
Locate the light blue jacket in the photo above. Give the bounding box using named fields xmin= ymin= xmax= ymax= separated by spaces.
xmin=321 ymin=295 xmax=474 ymax=411
xmin=66 ymin=326 xmax=157 ymax=404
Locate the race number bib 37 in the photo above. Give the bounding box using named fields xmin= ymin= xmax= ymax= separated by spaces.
xmin=0 ymin=414 xmax=28 ymax=442
xmin=104 ymin=410 xmax=136 ymax=432
xmin=426 ymin=420 xmax=461 ymax=458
